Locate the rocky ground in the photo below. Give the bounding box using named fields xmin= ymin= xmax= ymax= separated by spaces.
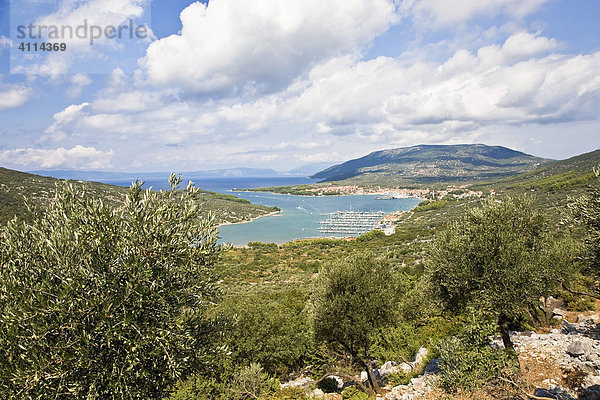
xmin=282 ymin=310 xmax=600 ymax=399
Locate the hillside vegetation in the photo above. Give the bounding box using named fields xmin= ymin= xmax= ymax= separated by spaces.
xmin=0 ymin=167 xmax=278 ymax=225
xmin=2 ymin=149 xmax=600 ymax=399
xmin=310 ymin=144 xmax=551 ymax=186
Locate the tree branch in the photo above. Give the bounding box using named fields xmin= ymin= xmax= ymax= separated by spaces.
xmin=494 ymin=376 xmax=559 ymax=400
xmin=561 ymin=282 xmax=600 ymax=300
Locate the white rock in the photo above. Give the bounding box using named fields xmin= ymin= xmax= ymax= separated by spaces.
xmin=399 ymin=362 xmax=413 ymax=373
xmin=280 ymin=376 xmax=314 ymax=389
xmin=414 ymin=347 xmax=429 ymax=366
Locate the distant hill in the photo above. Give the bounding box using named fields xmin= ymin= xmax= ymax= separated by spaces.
xmin=286 ymin=162 xmax=338 ymax=177
xmin=310 ymin=144 xmax=552 ymax=186
xmin=0 ymin=167 xmax=277 ymax=225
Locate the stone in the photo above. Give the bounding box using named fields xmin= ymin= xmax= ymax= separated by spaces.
xmin=567 ymin=340 xmax=591 ymax=357
xmin=584 ymin=375 xmax=600 ymax=387
xmin=312 ymin=388 xmax=325 ymax=398
xmin=552 ymin=308 xmax=567 ymax=318
xmin=360 ymin=371 xmax=368 ymax=382
xmin=380 ymin=361 xmax=397 ymax=373
xmin=414 ymin=347 xmax=429 ymax=366
xmin=281 ymin=376 xmax=314 ymax=389
xmin=424 ymin=359 xmax=440 ymax=374
xmin=562 ymin=320 xmax=578 ymax=334
xmin=398 ymin=362 xmax=413 ymax=373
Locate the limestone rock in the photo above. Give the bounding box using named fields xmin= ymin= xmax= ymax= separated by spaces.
xmin=414 ymin=347 xmax=429 ymax=366
xmin=567 ymin=340 xmax=592 ymax=357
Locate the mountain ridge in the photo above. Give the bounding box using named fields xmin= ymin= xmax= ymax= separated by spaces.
xmin=310 ymin=144 xmax=552 ymax=186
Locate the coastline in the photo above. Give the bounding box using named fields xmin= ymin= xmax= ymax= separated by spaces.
xmin=218 ymin=209 xmax=282 ymax=227
xmin=234 ymin=189 xmax=424 ymax=199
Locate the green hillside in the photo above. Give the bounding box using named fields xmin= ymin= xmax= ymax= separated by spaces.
xmin=0 ymin=167 xmax=278 ymax=225
xmin=474 ymin=148 xmax=600 ymax=192
xmin=311 ymin=144 xmax=551 ymax=186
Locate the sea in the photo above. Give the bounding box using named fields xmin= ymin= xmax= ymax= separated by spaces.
xmin=98 ymin=176 xmax=421 ymax=246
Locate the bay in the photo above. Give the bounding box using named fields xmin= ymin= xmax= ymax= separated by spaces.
xmin=219 ymin=191 xmax=421 ymax=246
xmin=96 ymin=175 xmax=421 ymax=246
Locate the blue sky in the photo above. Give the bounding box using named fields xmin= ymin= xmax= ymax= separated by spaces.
xmin=0 ymin=0 xmax=599 ymax=172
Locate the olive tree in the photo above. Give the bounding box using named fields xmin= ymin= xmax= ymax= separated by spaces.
xmin=0 ymin=175 xmax=223 ymax=399
xmin=309 ymin=254 xmax=398 ymax=393
xmin=426 ymin=196 xmax=554 ymax=350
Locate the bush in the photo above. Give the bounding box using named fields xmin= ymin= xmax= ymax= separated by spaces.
xmin=437 ymin=319 xmax=518 ymax=393
xmin=385 ymin=371 xmax=413 ymax=387
xmin=341 ymin=386 xmax=370 ymax=400
xmin=229 ymin=363 xmax=279 ymax=400
xmin=168 ymin=376 xmax=228 ymax=400
xmin=414 ymin=200 xmax=449 ymax=212
xmin=218 ymin=289 xmax=313 ymax=377
xmin=0 ymin=177 xmax=223 ymax=399
xmin=272 ymin=387 xmax=310 ymax=400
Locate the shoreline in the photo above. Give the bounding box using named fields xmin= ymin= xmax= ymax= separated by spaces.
xmin=218 ymin=209 xmax=282 ymax=227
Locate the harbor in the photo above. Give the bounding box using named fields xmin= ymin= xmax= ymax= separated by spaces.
xmin=318 ymin=211 xmax=391 ymax=235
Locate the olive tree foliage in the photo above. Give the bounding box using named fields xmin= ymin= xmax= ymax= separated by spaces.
xmin=569 ymin=166 xmax=600 ymax=275
xmin=0 ymin=175 xmax=223 ymax=399
xmin=426 ymin=196 xmax=556 ymax=351
xmin=309 ymin=254 xmax=398 ymax=393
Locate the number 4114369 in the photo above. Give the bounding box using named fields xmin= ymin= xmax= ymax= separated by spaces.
xmin=18 ymin=42 xmax=67 ymax=52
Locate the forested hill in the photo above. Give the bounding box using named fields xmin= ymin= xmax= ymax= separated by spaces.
xmin=310 ymin=144 xmax=551 ymax=186
xmin=0 ymin=167 xmax=277 ymax=225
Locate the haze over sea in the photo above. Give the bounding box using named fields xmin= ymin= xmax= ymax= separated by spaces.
xmin=101 ymin=176 xmax=421 ymax=246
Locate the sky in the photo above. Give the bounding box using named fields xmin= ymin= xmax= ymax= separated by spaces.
xmin=0 ymin=0 xmax=599 ymax=172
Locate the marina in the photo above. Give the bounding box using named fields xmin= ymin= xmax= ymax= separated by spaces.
xmin=319 ymin=211 xmax=388 ymax=235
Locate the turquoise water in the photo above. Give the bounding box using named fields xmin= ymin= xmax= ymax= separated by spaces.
xmin=219 ymin=191 xmax=422 ymax=246
xmin=91 ymin=175 xmax=421 ymax=246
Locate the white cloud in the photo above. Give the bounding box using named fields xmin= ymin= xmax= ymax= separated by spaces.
xmin=12 ymin=0 xmax=150 ymax=76
xmin=66 ymin=73 xmax=92 ymax=97
xmin=406 ymin=0 xmax=551 ymax=26
xmin=0 ymin=35 xmax=12 ymax=49
xmin=38 ymin=33 xmax=600 ymax=170
xmin=142 ymin=0 xmax=398 ymax=94
xmin=36 ymin=0 xmax=147 ymax=49
xmin=0 ymin=145 xmax=114 ymax=169
xmin=0 ymin=86 xmax=31 ymax=110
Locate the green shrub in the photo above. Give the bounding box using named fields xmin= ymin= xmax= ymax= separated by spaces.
xmin=437 ymin=320 xmax=518 ymax=392
xmin=272 ymin=386 xmax=310 ymax=400
xmin=168 ymin=375 xmax=228 ymax=400
xmin=414 ymin=200 xmax=449 ymax=212
xmin=248 ymin=241 xmax=279 ymax=250
xmin=356 ymin=229 xmax=385 ymax=242
xmin=218 ymin=290 xmax=313 ymax=377
xmin=385 ymin=371 xmax=412 ymax=387
xmin=229 ymin=363 xmax=279 ymax=400
xmin=0 ymin=176 xmax=223 ymax=399
xmin=341 ymin=385 xmax=370 ymax=400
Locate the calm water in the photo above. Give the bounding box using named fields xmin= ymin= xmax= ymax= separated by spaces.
xmin=98 ymin=176 xmax=421 ymax=246
xmin=219 ymin=191 xmax=421 ymax=245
